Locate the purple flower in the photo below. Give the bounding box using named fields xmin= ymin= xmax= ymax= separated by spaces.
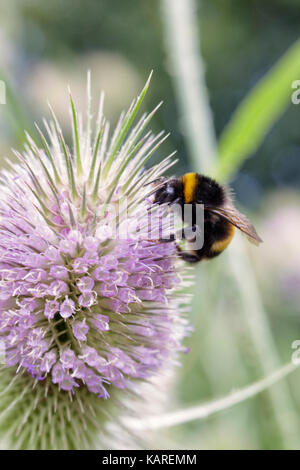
xmin=92 ymin=314 xmax=110 ymax=332
xmin=0 ymin=220 xmax=188 ymax=397
xmin=44 ymin=300 xmax=59 ymax=319
xmin=0 ymin=74 xmax=191 ymax=450
xmin=72 ymin=320 xmax=89 ymax=341
xmin=59 ymin=297 xmax=76 ymax=319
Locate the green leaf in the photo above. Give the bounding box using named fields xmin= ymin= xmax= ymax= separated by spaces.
xmin=215 ymin=39 xmax=300 ymax=181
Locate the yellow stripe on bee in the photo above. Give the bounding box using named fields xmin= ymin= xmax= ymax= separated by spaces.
xmin=181 ymin=173 xmax=197 ymax=203
xmin=211 ymin=224 xmax=235 ymax=254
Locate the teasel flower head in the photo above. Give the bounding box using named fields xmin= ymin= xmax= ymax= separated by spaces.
xmin=0 ymin=72 xmax=191 ymax=449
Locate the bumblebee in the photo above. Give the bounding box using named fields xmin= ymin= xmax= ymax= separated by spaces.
xmin=153 ymin=172 xmax=262 ymax=262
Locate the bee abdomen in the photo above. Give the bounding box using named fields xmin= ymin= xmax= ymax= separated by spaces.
xmin=210 ymin=223 xmax=235 ymax=256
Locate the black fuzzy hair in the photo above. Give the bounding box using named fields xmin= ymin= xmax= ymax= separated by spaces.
xmin=195 ymin=175 xmax=226 ymax=207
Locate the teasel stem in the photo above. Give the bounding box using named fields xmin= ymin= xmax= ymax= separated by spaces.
xmin=125 ymin=361 xmax=300 ymax=432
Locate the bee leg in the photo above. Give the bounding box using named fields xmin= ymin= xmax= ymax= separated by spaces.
xmin=145 ymin=233 xmax=176 ymax=244
xmin=169 ymin=197 xmax=182 ymax=207
xmin=146 ymin=225 xmax=200 ymax=245
xmin=157 ymin=224 xmax=197 ymax=244
xmin=149 ymin=196 xmax=182 ymax=209
xmin=176 ymin=245 xmax=201 ymax=263
xmin=159 ymin=233 xmax=176 ymax=243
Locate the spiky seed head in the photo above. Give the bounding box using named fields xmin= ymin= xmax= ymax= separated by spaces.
xmin=0 ymin=73 xmax=191 ymax=449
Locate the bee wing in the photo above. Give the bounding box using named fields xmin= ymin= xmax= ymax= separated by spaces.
xmin=206 ymin=205 xmax=263 ymax=246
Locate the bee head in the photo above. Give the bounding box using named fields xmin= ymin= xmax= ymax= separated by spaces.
xmin=153 ymin=179 xmax=182 ymax=205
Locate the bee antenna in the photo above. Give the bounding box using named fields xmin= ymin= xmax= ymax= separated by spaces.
xmin=144 ymin=176 xmax=167 ymax=187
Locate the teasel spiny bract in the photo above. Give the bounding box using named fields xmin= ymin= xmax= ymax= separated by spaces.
xmin=0 ymin=72 xmax=192 ymax=449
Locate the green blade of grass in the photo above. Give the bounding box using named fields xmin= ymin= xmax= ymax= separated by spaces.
xmin=215 ymin=39 xmax=300 ymax=181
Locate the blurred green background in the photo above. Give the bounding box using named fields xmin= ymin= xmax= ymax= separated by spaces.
xmin=1 ymin=0 xmax=300 ymax=450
